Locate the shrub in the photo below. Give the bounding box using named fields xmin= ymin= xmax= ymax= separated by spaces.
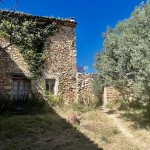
xmin=46 ymin=93 xmax=63 ymax=107
xmin=0 ymin=94 xmax=17 ymax=113
xmin=71 ymin=94 xmax=101 ymax=113
xmin=78 ymin=94 xmax=101 ymax=109
xmin=142 ymin=105 xmax=150 ymax=121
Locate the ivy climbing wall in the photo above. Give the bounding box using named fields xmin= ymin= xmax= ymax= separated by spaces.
xmin=0 ymin=12 xmax=77 ymax=102
xmin=33 ymin=25 xmax=77 ymax=102
xmin=0 ymin=37 xmax=31 ymax=96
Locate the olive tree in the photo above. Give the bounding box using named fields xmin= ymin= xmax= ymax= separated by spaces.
xmin=94 ymin=0 xmax=150 ymax=118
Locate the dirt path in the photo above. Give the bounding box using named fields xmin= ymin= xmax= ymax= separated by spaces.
xmin=102 ymin=107 xmax=150 ymax=150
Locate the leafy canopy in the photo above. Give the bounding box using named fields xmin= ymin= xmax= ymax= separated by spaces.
xmin=94 ymin=1 xmax=150 ymax=109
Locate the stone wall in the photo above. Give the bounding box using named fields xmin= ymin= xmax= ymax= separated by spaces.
xmin=0 ymin=37 xmax=31 ymax=97
xmin=43 ymin=26 xmax=76 ymax=102
xmin=103 ymin=87 xmax=120 ymax=105
xmin=76 ymin=73 xmax=121 ymax=105
xmin=76 ymin=73 xmax=94 ymax=103
xmin=0 ymin=24 xmax=77 ymax=102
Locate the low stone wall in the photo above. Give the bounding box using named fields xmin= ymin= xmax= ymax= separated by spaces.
xmin=103 ymin=87 xmax=120 ymax=105
xmin=76 ymin=73 xmax=120 ymax=105
xmin=76 ymin=73 xmax=94 ymax=104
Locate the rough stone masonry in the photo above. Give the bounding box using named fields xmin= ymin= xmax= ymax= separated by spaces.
xmin=0 ymin=12 xmax=120 ymax=104
xmin=0 ymin=12 xmax=77 ymax=102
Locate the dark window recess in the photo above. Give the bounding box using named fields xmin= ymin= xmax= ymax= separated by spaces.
xmin=45 ymin=79 xmax=55 ymax=94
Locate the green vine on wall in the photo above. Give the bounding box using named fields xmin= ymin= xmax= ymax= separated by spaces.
xmin=0 ymin=10 xmax=58 ymax=77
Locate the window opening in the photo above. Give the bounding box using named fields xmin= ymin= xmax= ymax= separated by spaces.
xmin=45 ymin=79 xmax=55 ymax=94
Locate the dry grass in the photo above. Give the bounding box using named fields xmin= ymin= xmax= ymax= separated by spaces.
xmin=0 ymin=109 xmax=101 ymax=150
xmin=117 ymin=110 xmax=150 ymax=147
xmin=55 ymin=105 xmax=140 ymax=150
xmin=0 ymin=105 xmax=145 ymax=150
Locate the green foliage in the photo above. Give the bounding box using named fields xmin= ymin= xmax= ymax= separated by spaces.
xmin=92 ymin=74 xmax=104 ymax=95
xmin=38 ymin=81 xmax=63 ymax=107
xmin=0 ymin=10 xmax=58 ymax=76
xmin=46 ymin=93 xmax=63 ymax=107
xmin=100 ymin=136 xmax=110 ymax=143
xmin=0 ymin=30 xmax=9 ymax=39
xmin=112 ymin=127 xmax=120 ymax=135
xmin=71 ymin=94 xmax=101 ymax=112
xmin=94 ymin=1 xmax=150 ymax=119
xmin=78 ymin=94 xmax=100 ymax=109
xmin=105 ymin=102 xmax=116 ymax=110
xmin=0 ymin=92 xmax=52 ymax=114
xmin=71 ymin=102 xmax=92 ymax=113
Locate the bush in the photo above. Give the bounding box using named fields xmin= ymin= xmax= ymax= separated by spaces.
xmin=142 ymin=105 xmax=150 ymax=121
xmin=71 ymin=94 xmax=101 ymax=113
xmin=78 ymin=94 xmax=101 ymax=109
xmin=46 ymin=93 xmax=63 ymax=107
xmin=71 ymin=102 xmax=92 ymax=113
xmin=0 ymin=94 xmax=15 ymax=113
xmin=0 ymin=93 xmax=47 ymax=114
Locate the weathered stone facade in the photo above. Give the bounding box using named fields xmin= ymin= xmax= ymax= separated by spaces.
xmin=0 ymin=12 xmax=121 ymax=104
xmin=0 ymin=37 xmax=31 ymax=97
xmin=0 ymin=14 xmax=77 ymax=102
xmin=43 ymin=25 xmax=77 ymax=102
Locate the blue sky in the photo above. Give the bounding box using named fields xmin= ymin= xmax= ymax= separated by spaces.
xmin=0 ymin=0 xmax=145 ymax=73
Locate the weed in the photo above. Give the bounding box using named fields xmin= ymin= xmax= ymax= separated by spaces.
xmin=73 ymin=94 xmax=101 ymax=113
xmin=3 ymin=143 xmax=18 ymax=150
xmin=100 ymin=135 xmax=110 ymax=143
xmin=112 ymin=127 xmax=120 ymax=135
xmin=71 ymin=102 xmax=92 ymax=113
xmin=78 ymin=93 xmax=101 ymax=108
xmin=106 ymin=102 xmax=115 ymax=110
xmin=47 ymin=93 xmax=63 ymax=107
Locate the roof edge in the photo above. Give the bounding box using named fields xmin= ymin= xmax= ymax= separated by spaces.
xmin=0 ymin=10 xmax=78 ymax=27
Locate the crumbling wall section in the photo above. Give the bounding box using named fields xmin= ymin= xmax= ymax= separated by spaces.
xmin=103 ymin=87 xmax=120 ymax=105
xmin=76 ymin=73 xmax=94 ymax=103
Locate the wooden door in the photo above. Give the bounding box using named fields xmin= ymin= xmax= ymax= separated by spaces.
xmin=12 ymin=80 xmax=29 ymax=105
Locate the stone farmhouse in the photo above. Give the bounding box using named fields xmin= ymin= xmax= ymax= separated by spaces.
xmin=0 ymin=11 xmax=78 ymax=103
xmin=0 ymin=11 xmax=119 ymax=106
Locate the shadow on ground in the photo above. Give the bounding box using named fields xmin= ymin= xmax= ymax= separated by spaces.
xmin=119 ymin=112 xmax=150 ymax=130
xmin=0 ymin=104 xmax=103 ymax=150
xmin=0 ymin=47 xmax=103 ymax=149
xmin=103 ymin=106 xmax=150 ymax=131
